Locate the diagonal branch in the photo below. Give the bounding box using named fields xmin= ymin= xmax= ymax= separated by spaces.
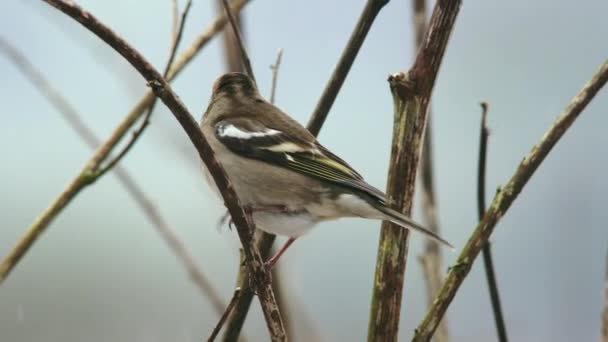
xmin=96 ymin=0 xmax=192 ymax=178
xmin=367 ymin=1 xmax=461 ymax=340
xmin=220 ymin=0 xmax=255 ymax=84
xmin=0 ymin=36 xmax=225 ymax=315
xmin=216 ymin=0 xmax=244 ymax=73
xmin=413 ymin=59 xmax=608 ymax=341
xmin=37 ymin=0 xmax=286 ymax=340
xmin=477 ymin=102 xmax=508 ymax=342
xmin=0 ymin=0 xmax=252 ymax=284
xmin=306 ymin=0 xmax=389 ymax=136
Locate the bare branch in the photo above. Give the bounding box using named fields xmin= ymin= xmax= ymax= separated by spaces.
xmin=306 ymin=0 xmax=389 ymax=135
xmin=217 ymin=0 xmax=244 ymax=73
xmin=208 ymin=288 xmax=242 ymax=341
xmin=269 ymin=48 xmax=284 ymax=104
xmin=96 ymin=0 xmax=192 ymax=178
xmin=413 ymin=59 xmax=608 ymax=341
xmin=35 ymin=0 xmax=286 ymax=340
xmin=477 ymin=103 xmax=508 ymax=342
xmin=171 ymin=0 xmax=179 ymax=43
xmin=220 ymin=0 xmax=255 ymax=83
xmin=0 ymin=36 xmax=225 ymax=315
xmin=368 ymin=1 xmax=462 ymax=340
xmin=0 ymin=0 xmax=253 ymax=284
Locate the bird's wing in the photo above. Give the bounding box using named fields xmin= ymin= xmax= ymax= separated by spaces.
xmin=214 ymin=117 xmax=386 ymax=202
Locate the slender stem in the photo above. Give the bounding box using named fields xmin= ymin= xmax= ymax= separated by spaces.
xmin=413 ymin=0 xmax=449 ymax=340
xmin=0 ymin=0 xmax=253 ymax=285
xmin=269 ymin=48 xmax=284 ymax=104
xmin=220 ymin=0 xmax=255 ymax=84
xmin=96 ymin=0 xmax=192 ymax=178
xmin=413 ymin=59 xmax=608 ymax=341
xmin=224 ymin=233 xmax=275 ymax=341
xmin=477 ymin=103 xmax=508 ymax=342
xmin=208 ymin=288 xmax=242 ymax=342
xmin=367 ymin=1 xmax=462 ymax=340
xmin=171 ymin=0 xmax=179 ymax=41
xmin=306 ymin=0 xmax=389 ymax=136
xmin=217 ymin=0 xmax=244 ymax=73
xmin=222 ymin=1 xmax=389 ymax=339
xmin=0 ymin=36 xmax=225 ymax=315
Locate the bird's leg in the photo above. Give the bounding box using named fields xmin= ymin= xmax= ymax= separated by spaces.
xmin=264 ymin=237 xmax=297 ymax=270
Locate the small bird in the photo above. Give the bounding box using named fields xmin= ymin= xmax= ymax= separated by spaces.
xmin=200 ymin=72 xmax=452 ymax=268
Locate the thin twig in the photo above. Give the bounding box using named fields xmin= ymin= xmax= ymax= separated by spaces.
xmin=367 ymin=1 xmax=462 ymax=340
xmin=171 ymin=0 xmax=179 ymax=42
xmin=221 ymin=1 xmax=389 ymax=338
xmin=0 ymin=0 xmax=252 ymax=285
xmin=413 ymin=0 xmax=449 ymax=340
xmin=35 ymin=1 xmax=287 ymax=340
xmin=0 ymin=36 xmax=225 ymax=315
xmin=96 ymin=0 xmax=192 ymax=178
xmin=269 ymin=48 xmax=283 ymax=104
xmin=413 ymin=59 xmax=608 ymax=341
xmin=477 ymin=103 xmax=508 ymax=342
xmin=220 ymin=0 xmax=255 ymax=84
xmin=306 ymin=0 xmax=389 ymax=136
xmin=217 ymin=0 xmax=244 ymax=73
xmin=208 ymin=288 xmax=242 ymax=342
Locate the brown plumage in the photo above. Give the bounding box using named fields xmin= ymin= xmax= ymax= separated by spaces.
xmin=200 ymin=72 xmax=452 ymax=267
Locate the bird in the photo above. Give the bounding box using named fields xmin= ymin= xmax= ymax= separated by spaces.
xmin=200 ymin=72 xmax=452 ymax=269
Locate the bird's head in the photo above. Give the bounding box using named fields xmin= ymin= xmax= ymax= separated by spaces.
xmin=211 ymin=72 xmax=258 ymax=100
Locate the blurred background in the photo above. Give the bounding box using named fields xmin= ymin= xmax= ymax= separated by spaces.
xmin=1 ymin=0 xmax=607 ymax=341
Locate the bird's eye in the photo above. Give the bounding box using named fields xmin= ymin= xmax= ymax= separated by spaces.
xmin=255 ymin=98 xmax=264 ymax=103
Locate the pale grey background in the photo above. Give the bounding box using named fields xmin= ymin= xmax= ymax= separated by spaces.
xmin=1 ymin=0 xmax=607 ymax=341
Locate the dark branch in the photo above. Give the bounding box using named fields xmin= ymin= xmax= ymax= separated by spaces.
xmin=208 ymin=288 xmax=242 ymax=341
xmin=477 ymin=103 xmax=508 ymax=342
xmin=37 ymin=1 xmax=286 ymax=340
xmin=217 ymin=0 xmax=245 ymax=73
xmin=220 ymin=0 xmax=255 ymax=84
xmin=413 ymin=59 xmax=608 ymax=341
xmin=306 ymin=0 xmax=389 ymax=136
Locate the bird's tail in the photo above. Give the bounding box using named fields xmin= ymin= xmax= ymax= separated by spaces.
xmin=375 ymin=205 xmax=454 ymax=249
